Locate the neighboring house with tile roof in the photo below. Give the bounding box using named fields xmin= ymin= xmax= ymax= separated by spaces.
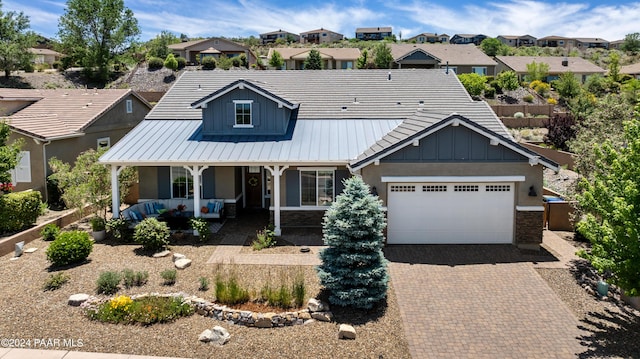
xmin=100 ymin=70 xmax=557 ymax=249
xmin=497 ymin=35 xmax=537 ymax=47
xmin=29 ymin=48 xmax=63 ymax=65
xmin=495 ymin=56 xmax=606 ymax=82
xmin=259 ymin=30 xmax=300 ymax=45
xmin=573 ymin=38 xmax=609 ymax=50
xmin=621 ymin=62 xmax=640 ymax=79
xmin=450 ymin=34 xmax=487 ymax=45
xmin=406 ymin=33 xmax=450 ymax=44
xmin=300 ymin=28 xmax=344 ymax=44
xmin=168 ymin=38 xmax=257 ymax=66
xmin=536 ymin=36 xmax=574 ymax=49
xmin=2 ymin=89 xmax=151 ymax=200
xmin=355 ymin=27 xmax=393 ymax=41
xmin=390 ymin=44 xmax=497 ymax=75
xmin=267 ymin=47 xmax=361 ymax=70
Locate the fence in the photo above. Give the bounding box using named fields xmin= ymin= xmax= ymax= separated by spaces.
xmin=490 ymin=104 xmax=554 ymax=117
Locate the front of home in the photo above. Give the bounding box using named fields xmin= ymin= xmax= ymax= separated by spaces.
xmin=100 ymin=70 xmax=556 ymax=249
xmin=267 ymin=48 xmax=361 ymax=70
xmin=168 ymin=38 xmax=257 ymax=66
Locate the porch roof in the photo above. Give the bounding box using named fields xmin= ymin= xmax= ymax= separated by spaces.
xmin=99 ymin=118 xmax=402 ymax=166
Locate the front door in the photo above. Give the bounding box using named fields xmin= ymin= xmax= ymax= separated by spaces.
xmin=245 ymin=166 xmax=263 ymax=209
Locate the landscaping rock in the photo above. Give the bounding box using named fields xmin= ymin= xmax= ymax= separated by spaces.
xmin=173 ymin=253 xmax=186 ymax=262
xmin=153 ymin=250 xmax=171 ymax=258
xmin=198 ymin=329 xmax=212 ymax=342
xmin=311 ymin=311 xmax=333 ymax=322
xmin=24 ymin=248 xmax=38 ymax=253
xmin=210 ymin=326 xmax=231 ymax=345
xmin=308 ymin=298 xmax=329 ymax=312
xmin=174 ymin=258 xmax=192 ymax=269
xmin=338 ymin=324 xmax=356 ymax=340
xmin=68 ymin=293 xmax=90 ymax=306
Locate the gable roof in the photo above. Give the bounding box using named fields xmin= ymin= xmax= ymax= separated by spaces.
xmin=574 ymin=37 xmax=609 ymax=43
xmin=1 ymin=89 xmax=151 ymax=140
xmin=168 ymin=38 xmax=246 ymax=51
xmin=190 ymin=79 xmax=298 ymax=110
xmin=495 ymin=56 xmax=605 ymax=74
xmin=260 ymin=29 xmax=297 ymax=36
xmin=268 ymin=47 xmax=361 ymax=61
xmin=301 ymin=28 xmax=343 ymax=36
xmin=29 ymin=48 xmax=62 ymax=56
xmin=391 ymin=44 xmax=496 ymax=66
xmin=356 ymin=27 xmax=392 ymax=33
xmin=621 ymin=62 xmax=640 ymax=75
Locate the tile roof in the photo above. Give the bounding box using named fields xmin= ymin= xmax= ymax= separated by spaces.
xmin=390 ymin=44 xmax=497 ymax=66
xmin=495 ymin=56 xmax=605 ymax=74
xmin=168 ymin=39 xmax=210 ymax=50
xmin=260 ymin=29 xmax=297 ymax=36
xmin=356 ymin=27 xmax=392 ymax=33
xmin=301 ymin=28 xmax=342 ymax=35
xmin=28 ymin=48 xmax=62 ymax=56
xmin=621 ymin=62 xmax=640 ymax=74
xmin=268 ymin=47 xmax=361 ymax=61
xmin=574 ymin=37 xmax=609 ymax=43
xmin=0 ymin=89 xmax=146 ymax=140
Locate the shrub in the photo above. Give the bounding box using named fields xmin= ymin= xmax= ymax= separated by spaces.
xmin=496 ymin=70 xmax=519 ymax=91
xmin=96 ymin=271 xmax=122 ymax=294
xmin=0 ymin=190 xmax=43 ymax=234
xmin=553 ymin=72 xmax=582 ymax=99
xmin=547 ymin=98 xmax=558 ymax=105
xmin=122 ymin=269 xmax=148 ymax=288
xmin=201 ymin=56 xmax=216 ymax=70
xmin=176 ymin=56 xmax=186 ymax=69
xmin=484 ymin=86 xmax=496 ymax=99
xmin=544 ymin=113 xmax=576 ymax=151
xmin=43 ymin=272 xmax=70 ymax=291
xmin=292 ymin=271 xmax=306 ymax=308
xmin=52 ymin=60 xmax=62 ymax=70
xmin=46 ymin=231 xmax=93 ymax=267
xmin=41 ymin=223 xmax=60 ymax=241
xmin=530 ymin=80 xmax=550 ymax=96
xmin=198 ymin=277 xmax=209 ymax=291
xmin=161 ymin=269 xmax=177 ymax=285
xmin=106 ymin=218 xmax=132 ymax=242
xmin=522 ymin=94 xmax=534 ymax=103
xmin=147 ymin=57 xmax=164 ymax=70
xmin=252 ymin=226 xmax=275 ymax=250
xmin=164 ymin=53 xmax=178 ymax=71
xmin=86 ymin=294 xmax=193 ymax=325
xmin=133 ymin=218 xmax=170 ymax=251
xmin=89 ymin=216 xmax=106 ymax=231
xmin=458 ymin=73 xmax=487 ymax=97
xmin=189 ymin=217 xmax=211 ymax=242
xmin=513 ymin=112 xmax=525 ymax=118
xmin=215 ymin=275 xmax=249 ymax=305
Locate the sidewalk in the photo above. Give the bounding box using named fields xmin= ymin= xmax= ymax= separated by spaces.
xmin=0 ymin=348 xmax=188 ymax=359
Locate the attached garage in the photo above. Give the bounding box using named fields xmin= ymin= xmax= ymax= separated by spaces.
xmin=385 ymin=176 xmax=523 ymax=244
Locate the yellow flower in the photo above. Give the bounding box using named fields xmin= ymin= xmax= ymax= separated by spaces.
xmin=109 ymin=295 xmax=133 ymax=311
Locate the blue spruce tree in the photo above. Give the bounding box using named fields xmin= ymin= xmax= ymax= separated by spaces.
xmin=316 ymin=176 xmax=388 ymax=309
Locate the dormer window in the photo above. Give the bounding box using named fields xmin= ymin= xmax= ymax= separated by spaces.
xmin=234 ymin=100 xmax=253 ymax=128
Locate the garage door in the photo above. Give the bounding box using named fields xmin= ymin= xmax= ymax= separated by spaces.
xmin=387 ymin=182 xmax=514 ymax=244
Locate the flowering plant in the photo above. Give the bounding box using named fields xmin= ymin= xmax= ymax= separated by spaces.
xmin=0 ymin=182 xmax=14 ymax=194
xmin=177 ymin=204 xmax=186 ymax=212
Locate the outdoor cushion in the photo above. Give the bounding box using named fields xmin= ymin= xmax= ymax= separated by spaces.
xmin=214 ymin=201 xmax=224 ymax=213
xmin=144 ymin=202 xmax=155 ymax=215
xmin=153 ymin=202 xmax=165 ymax=213
xmin=201 ymin=206 xmax=209 ymax=213
xmin=207 ymin=202 xmax=216 ymax=213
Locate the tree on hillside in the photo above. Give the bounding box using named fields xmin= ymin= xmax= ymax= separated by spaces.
xmin=146 ymin=30 xmax=179 ymax=60
xmin=268 ymin=50 xmax=283 ymax=69
xmin=607 ymin=51 xmax=621 ymax=83
xmin=316 ymin=176 xmax=388 ymax=309
xmin=373 ymin=42 xmax=393 ymax=69
xmin=0 ymin=120 xmax=22 ymax=185
xmin=621 ymin=32 xmax=640 ymax=53
xmin=356 ymin=49 xmax=371 ymax=69
xmin=480 ymin=37 xmax=504 ymax=57
xmin=0 ymin=2 xmax=36 ymax=78
xmin=524 ymin=61 xmax=549 ymax=82
xmin=304 ymin=49 xmax=323 ymax=70
xmin=58 ymin=0 xmax=140 ymax=82
xmin=576 ymin=102 xmax=640 ymax=296
xmin=496 ymin=71 xmax=519 ymax=91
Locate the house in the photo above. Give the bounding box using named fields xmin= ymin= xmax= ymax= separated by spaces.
xmin=407 ymin=33 xmax=450 ymax=44
xmin=390 ymin=44 xmax=497 ymax=75
xmin=259 ymin=30 xmax=300 ymax=45
xmin=266 ymin=47 xmax=360 ymax=70
xmin=536 ymin=36 xmax=574 ymax=49
xmin=497 ymin=35 xmax=537 ymax=47
xmin=450 ymin=34 xmax=487 ymax=46
xmin=495 ymin=56 xmax=606 ymax=82
xmin=355 ymin=27 xmax=393 ymax=41
xmin=2 ymin=89 xmax=151 ymax=202
xmin=608 ymin=39 xmax=625 ymax=50
xmin=100 ymin=70 xmax=557 ymax=249
xmin=168 ymin=38 xmax=257 ymax=65
xmin=29 ymin=48 xmax=62 ymax=65
xmin=300 ymin=28 xmax=344 ymax=44
xmin=621 ymin=62 xmax=640 ymax=79
xmin=574 ymin=38 xmax=609 ymax=50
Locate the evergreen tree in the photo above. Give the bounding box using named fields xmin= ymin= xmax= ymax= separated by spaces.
xmin=304 ymin=49 xmax=322 ymax=70
xmin=316 ymin=176 xmax=388 ymax=309
xmin=356 ymin=49 xmax=369 ymax=69
xmin=268 ymin=50 xmax=283 ymax=69
xmin=164 ymin=53 xmax=178 ymax=71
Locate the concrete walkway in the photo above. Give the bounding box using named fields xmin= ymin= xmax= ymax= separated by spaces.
xmin=0 ymin=348 xmax=187 ymax=359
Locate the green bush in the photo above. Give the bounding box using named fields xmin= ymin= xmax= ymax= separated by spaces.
xmin=41 ymin=223 xmax=60 ymax=241
xmin=43 ymin=272 xmax=70 ymax=291
xmin=215 ymin=275 xmax=249 ymax=305
xmin=198 ymin=277 xmax=209 ymax=291
xmin=96 ymin=271 xmax=122 ymax=294
xmin=484 ymin=86 xmax=496 ymax=99
xmin=122 ymin=269 xmax=148 ymax=288
xmin=514 ymin=112 xmax=525 ymax=118
xmin=106 ymin=218 xmax=132 ymax=242
xmin=292 ymin=271 xmax=306 ymax=308
xmin=161 ymin=269 xmax=177 ymax=285
xmin=252 ymin=226 xmax=275 ymax=250
xmin=133 ymin=218 xmax=170 ymax=251
xmin=523 ymin=94 xmax=534 ymax=103
xmin=201 ymin=56 xmax=216 ymax=70
xmin=147 ymin=57 xmax=164 ymax=70
xmin=86 ymin=294 xmax=193 ymax=325
xmin=89 ymin=216 xmax=106 ymax=231
xmin=176 ymin=56 xmax=186 ymax=69
xmin=189 ymin=217 xmax=211 ymax=242
xmin=164 ymin=54 xmax=178 ymax=71
xmin=52 ymin=60 xmax=62 ymax=70
xmin=46 ymin=230 xmax=93 ymax=267
xmin=0 ymin=190 xmax=43 ymax=234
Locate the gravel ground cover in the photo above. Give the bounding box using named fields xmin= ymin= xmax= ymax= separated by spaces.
xmin=0 ymin=216 xmax=410 ymax=359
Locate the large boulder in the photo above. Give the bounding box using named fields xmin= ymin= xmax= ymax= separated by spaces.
xmin=307 ymin=298 xmax=329 ymax=312
xmin=175 ymin=258 xmax=192 ymax=269
xmin=199 ymin=326 xmax=230 ymax=345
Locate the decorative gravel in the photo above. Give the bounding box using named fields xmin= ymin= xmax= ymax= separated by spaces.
xmin=0 ymin=217 xmax=410 ymax=359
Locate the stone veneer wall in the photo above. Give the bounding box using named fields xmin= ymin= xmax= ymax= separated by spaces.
xmin=270 ymin=210 xmax=326 ymax=227
xmin=515 ymin=210 xmax=543 ymax=250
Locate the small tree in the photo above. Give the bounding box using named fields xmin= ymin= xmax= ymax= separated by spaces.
xmin=268 ymin=50 xmax=283 ymax=69
xmin=0 ymin=120 xmax=22 ymax=184
xmin=304 ymin=49 xmax=322 ymax=70
xmin=543 ymin=113 xmax=576 ymax=151
xmin=524 ymin=61 xmax=549 ymax=82
xmin=607 ymin=51 xmax=620 ymax=83
xmin=621 ymin=32 xmax=640 ymax=53
xmin=0 ymin=4 xmax=36 ymax=78
xmin=373 ymin=42 xmax=393 ymax=69
xmin=316 ymin=176 xmax=388 ymax=309
xmin=457 ymin=73 xmax=487 ymax=97
xmin=576 ymin=104 xmax=640 ymax=296
xmin=146 ymin=30 xmax=179 ymax=60
xmin=480 ymin=37 xmax=504 ymax=57
xmin=496 ymin=71 xmax=519 ymax=92
xmin=356 ymin=48 xmax=370 ymax=69
xmin=553 ymin=72 xmax=582 ymax=100
xmin=164 ymin=53 xmax=178 ymax=72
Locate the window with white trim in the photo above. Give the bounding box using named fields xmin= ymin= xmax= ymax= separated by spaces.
xmin=126 ymin=99 xmax=133 ymax=113
xmin=233 ymin=100 xmax=253 ymax=127
xmin=97 ymin=137 xmax=110 ymax=149
xmin=472 ymin=67 xmax=487 ymax=75
xmin=300 ymin=170 xmax=334 ymax=206
xmin=171 ymin=167 xmax=193 ymax=198
xmin=11 ymin=151 xmax=31 ymax=183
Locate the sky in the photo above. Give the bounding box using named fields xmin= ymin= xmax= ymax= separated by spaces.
xmin=4 ymin=0 xmax=640 ymax=42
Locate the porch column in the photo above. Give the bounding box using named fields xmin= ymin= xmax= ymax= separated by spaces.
xmin=265 ymin=165 xmax=289 ymax=236
xmin=184 ymin=165 xmax=209 ymax=218
xmin=111 ymin=165 xmax=120 ymax=219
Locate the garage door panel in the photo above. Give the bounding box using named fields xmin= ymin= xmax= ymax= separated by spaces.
xmin=387 ymin=182 xmax=514 ymax=244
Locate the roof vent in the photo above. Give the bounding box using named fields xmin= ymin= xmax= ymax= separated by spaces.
xmin=419 ymin=100 xmax=424 ymax=106
xmin=341 ymin=106 xmax=347 ymax=111
xmin=561 ymin=57 xmax=568 ymax=66
xmin=197 ymin=84 xmax=202 ymax=90
xmin=388 ymin=72 xmax=391 ymax=81
xmin=353 ymin=97 xmax=359 ymax=104
xmin=396 ymin=101 xmax=401 ymax=105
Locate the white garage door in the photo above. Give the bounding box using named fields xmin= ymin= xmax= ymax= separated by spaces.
xmin=387 ymin=182 xmax=514 ymax=244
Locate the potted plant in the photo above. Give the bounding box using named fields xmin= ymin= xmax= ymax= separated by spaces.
xmin=90 ymin=216 xmax=107 ymax=241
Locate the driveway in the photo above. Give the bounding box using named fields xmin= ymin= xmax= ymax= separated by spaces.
xmin=385 ymin=244 xmax=585 ymax=358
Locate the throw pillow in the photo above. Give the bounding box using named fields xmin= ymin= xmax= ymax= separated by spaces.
xmin=207 ymin=202 xmax=215 ymax=213
xmin=201 ymin=206 xmax=209 ymax=214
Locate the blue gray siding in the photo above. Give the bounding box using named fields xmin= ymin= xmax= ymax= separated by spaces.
xmin=285 ymin=170 xmax=300 ymax=206
xmin=335 ymin=169 xmax=350 ymax=195
xmin=157 ymin=167 xmax=171 ymax=199
xmin=404 ymin=51 xmax=438 ymax=61
xmin=202 ymin=167 xmax=216 ymax=199
xmin=382 ymin=125 xmax=527 ymax=162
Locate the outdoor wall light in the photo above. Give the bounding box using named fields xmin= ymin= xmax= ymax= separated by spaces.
xmin=528 ymin=185 xmax=537 ymax=197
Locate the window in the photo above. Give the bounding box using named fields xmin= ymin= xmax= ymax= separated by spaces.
xmin=341 ymin=61 xmax=353 ymax=69
xmin=472 ymin=67 xmax=487 ymax=75
xmin=11 ymin=151 xmax=31 ymax=183
xmin=233 ymin=100 xmax=253 ymax=127
xmin=125 ymin=99 xmax=133 ymax=113
xmin=300 ymin=170 xmax=334 ymax=206
xmin=97 ymin=137 xmax=110 ymax=149
xmin=171 ymin=167 xmax=193 ymax=198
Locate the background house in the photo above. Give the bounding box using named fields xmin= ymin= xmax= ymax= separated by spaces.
xmin=497 ymin=35 xmax=537 ymax=47
xmin=259 ymin=30 xmax=300 ymax=44
xmin=450 ymin=34 xmax=487 ymax=45
xmin=29 ymin=48 xmax=62 ymax=65
xmin=574 ymin=38 xmax=609 ymax=50
xmin=300 ymin=28 xmax=344 ymax=44
xmin=390 ymin=44 xmax=497 ymax=75
xmin=168 ymin=38 xmax=257 ymax=65
xmin=621 ymin=62 xmax=640 ymax=79
xmin=407 ymin=33 xmax=450 ymax=44
xmin=355 ymin=27 xmax=393 ymax=41
xmin=267 ymin=47 xmax=360 ymax=70
xmin=536 ymin=36 xmax=574 ymax=49
xmin=2 ymin=89 xmax=151 ymax=202
xmin=495 ymin=56 xmax=606 ymax=82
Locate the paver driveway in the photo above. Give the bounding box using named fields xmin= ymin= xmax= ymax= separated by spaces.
xmin=385 ymin=245 xmax=585 ymax=358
